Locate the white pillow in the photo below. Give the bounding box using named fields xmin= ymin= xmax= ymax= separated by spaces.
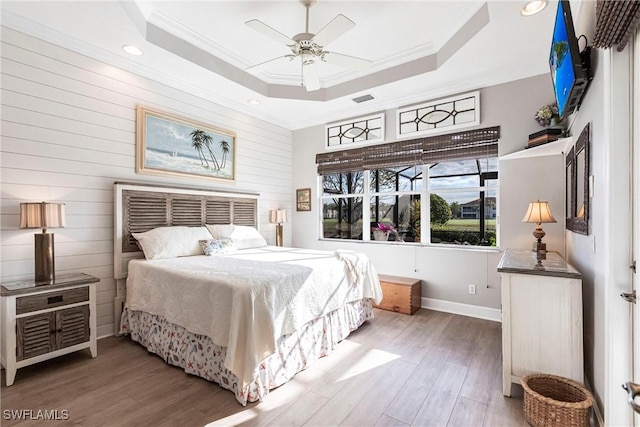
xmin=205 ymin=224 xmax=267 ymax=250
xmin=132 ymin=226 xmax=213 ymax=260
xmin=205 ymin=224 xmax=236 ymax=239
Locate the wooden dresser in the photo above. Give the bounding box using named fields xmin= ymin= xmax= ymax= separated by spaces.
xmin=498 ymin=249 xmax=583 ymax=396
xmin=374 ymin=274 xmax=421 ymax=315
xmin=1 ymin=273 xmax=99 ymax=386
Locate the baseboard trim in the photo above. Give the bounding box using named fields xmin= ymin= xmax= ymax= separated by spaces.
xmin=583 ymin=375 xmax=605 ymax=427
xmin=421 ymin=297 xmax=502 ymax=322
xmin=97 ymin=324 xmax=114 ymax=339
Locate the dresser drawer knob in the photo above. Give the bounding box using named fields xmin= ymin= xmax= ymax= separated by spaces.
xmin=48 ymin=295 xmax=63 ymax=304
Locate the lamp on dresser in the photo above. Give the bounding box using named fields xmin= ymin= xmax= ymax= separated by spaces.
xmin=522 ymin=199 xmax=556 ymax=254
xmin=20 ymin=202 xmax=66 ymax=284
xmin=269 ymin=209 xmax=287 ymax=247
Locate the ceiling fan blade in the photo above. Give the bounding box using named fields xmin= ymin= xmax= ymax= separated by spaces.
xmin=321 ymin=51 xmax=373 ymax=70
xmin=245 ymin=19 xmax=294 ymax=45
xmin=311 ymin=14 xmax=355 ymax=47
xmin=246 ymin=55 xmax=295 ymax=72
xmin=302 ymin=59 xmax=320 ymax=91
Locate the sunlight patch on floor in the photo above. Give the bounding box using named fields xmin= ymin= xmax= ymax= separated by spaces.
xmin=333 ymin=347 xmax=401 ymax=382
xmin=202 ymin=344 xmax=400 ymax=426
xmin=204 ymin=409 xmax=258 ymax=427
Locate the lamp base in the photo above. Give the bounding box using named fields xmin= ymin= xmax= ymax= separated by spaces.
xmin=531 ymin=241 xmax=546 ymax=252
xmin=275 ymin=224 xmax=283 ymax=247
xmin=35 ymin=232 xmax=55 ymax=284
xmin=531 ymin=240 xmax=547 ymax=262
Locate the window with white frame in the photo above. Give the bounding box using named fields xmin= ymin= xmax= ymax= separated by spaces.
xmin=317 ymin=127 xmax=500 ymax=247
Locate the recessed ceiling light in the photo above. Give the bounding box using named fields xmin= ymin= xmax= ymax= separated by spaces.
xmin=122 ymin=45 xmax=143 ymax=56
xmin=521 ymin=0 xmax=548 ymax=16
xmin=247 ymin=99 xmax=261 ymax=105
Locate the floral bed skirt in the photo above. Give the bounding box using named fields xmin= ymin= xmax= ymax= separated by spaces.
xmin=120 ymin=298 xmax=373 ymax=405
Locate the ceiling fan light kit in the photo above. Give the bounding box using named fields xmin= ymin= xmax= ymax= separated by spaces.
xmin=245 ymin=0 xmax=372 ymax=92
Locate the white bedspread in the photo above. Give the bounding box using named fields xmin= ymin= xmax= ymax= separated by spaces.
xmin=125 ymin=246 xmax=381 ymax=387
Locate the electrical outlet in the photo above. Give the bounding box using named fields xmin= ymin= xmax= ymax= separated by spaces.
xmin=469 ymin=284 xmax=476 ymax=295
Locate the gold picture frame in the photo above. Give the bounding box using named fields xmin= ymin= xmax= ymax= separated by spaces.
xmin=296 ymin=188 xmax=311 ymax=211
xmin=136 ymin=106 xmax=236 ymax=182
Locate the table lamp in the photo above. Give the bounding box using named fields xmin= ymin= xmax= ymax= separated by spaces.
xmin=522 ymin=199 xmax=556 ymax=253
xmin=20 ymin=202 xmax=66 ymax=284
xmin=269 ymin=209 xmax=287 ymax=247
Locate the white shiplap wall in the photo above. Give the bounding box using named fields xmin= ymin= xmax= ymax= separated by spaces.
xmin=0 ymin=27 xmax=293 ymax=337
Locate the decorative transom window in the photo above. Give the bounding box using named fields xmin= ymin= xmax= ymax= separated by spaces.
xmin=397 ymin=91 xmax=480 ymax=138
xmin=325 ymin=113 xmax=385 ymax=150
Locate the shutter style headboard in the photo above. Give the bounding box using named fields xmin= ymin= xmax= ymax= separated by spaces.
xmin=114 ymin=182 xmax=259 ymax=279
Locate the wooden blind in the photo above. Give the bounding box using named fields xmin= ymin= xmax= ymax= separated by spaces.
xmin=593 ymin=0 xmax=640 ymax=52
xmin=316 ymin=126 xmax=500 ymax=174
xmin=316 ymin=148 xmax=366 ymax=175
xmin=122 ymin=190 xmax=257 ymax=253
xmin=362 ymin=138 xmax=423 ymax=171
xmin=422 ymin=126 xmax=499 ymax=164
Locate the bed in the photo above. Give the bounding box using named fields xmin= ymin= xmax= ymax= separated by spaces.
xmin=113 ymin=182 xmax=382 ymax=405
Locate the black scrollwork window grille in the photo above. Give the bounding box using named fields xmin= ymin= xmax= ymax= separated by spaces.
xmin=326 ymin=114 xmax=384 ymax=149
xmin=398 ymin=92 xmax=479 ymax=137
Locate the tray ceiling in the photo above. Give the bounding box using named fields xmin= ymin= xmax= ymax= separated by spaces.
xmin=1 ymin=1 xmax=561 ymax=130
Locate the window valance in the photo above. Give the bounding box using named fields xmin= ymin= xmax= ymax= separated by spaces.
xmin=593 ymin=0 xmax=640 ymax=52
xmin=316 ymin=126 xmax=500 ymax=175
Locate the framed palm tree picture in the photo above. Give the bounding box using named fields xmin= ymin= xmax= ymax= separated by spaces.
xmin=136 ymin=106 xmax=235 ymax=182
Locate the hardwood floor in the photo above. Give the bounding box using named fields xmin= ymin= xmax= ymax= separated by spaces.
xmin=0 ymin=309 xmax=527 ymax=426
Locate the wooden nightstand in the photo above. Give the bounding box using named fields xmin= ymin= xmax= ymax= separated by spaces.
xmin=1 ymin=273 xmax=99 ymax=386
xmin=498 ymin=249 xmax=583 ymax=396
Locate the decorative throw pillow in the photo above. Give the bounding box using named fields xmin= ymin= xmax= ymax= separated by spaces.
xmin=132 ymin=226 xmax=213 ymax=260
xmin=199 ymin=238 xmax=237 ymax=256
xmin=205 ymin=224 xmax=267 ymax=250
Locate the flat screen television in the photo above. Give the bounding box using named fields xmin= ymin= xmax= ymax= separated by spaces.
xmin=549 ymin=0 xmax=589 ymax=119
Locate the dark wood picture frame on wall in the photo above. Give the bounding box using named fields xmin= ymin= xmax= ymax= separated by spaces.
xmin=566 ymin=123 xmax=590 ymax=235
xmin=565 ymin=145 xmax=575 ymax=231
xmin=296 ymin=188 xmax=311 ymax=211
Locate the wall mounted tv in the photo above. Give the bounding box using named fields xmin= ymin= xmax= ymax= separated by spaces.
xmin=549 ymin=0 xmax=591 ymax=119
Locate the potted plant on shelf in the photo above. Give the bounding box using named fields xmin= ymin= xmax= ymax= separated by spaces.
xmin=534 ymin=102 xmax=563 ymax=128
xmin=371 ymin=222 xmax=395 ymax=241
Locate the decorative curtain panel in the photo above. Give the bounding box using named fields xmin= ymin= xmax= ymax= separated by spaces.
xmin=316 ymin=126 xmax=500 ymax=175
xmin=593 ymin=0 xmax=640 ymax=52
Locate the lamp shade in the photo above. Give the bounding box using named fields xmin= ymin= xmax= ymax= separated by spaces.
xmin=522 ymin=200 xmax=556 ymax=224
xmin=269 ymin=209 xmax=287 ymax=224
xmin=20 ymin=202 xmax=66 ymax=230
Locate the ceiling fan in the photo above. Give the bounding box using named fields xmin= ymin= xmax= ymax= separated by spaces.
xmin=245 ymin=0 xmax=372 ymax=91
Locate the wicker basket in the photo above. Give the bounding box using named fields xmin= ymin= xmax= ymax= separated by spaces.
xmin=521 ymin=374 xmax=594 ymax=427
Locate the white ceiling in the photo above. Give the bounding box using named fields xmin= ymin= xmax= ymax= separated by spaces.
xmin=1 ymin=0 xmax=560 ymax=130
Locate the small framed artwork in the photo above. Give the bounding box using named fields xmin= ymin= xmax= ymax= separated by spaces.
xmin=136 ymin=106 xmax=236 ymax=182
xmin=296 ymin=188 xmax=311 ymax=211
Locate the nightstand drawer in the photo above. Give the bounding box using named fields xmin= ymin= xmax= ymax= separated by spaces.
xmin=16 ymin=287 xmax=89 ymax=315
